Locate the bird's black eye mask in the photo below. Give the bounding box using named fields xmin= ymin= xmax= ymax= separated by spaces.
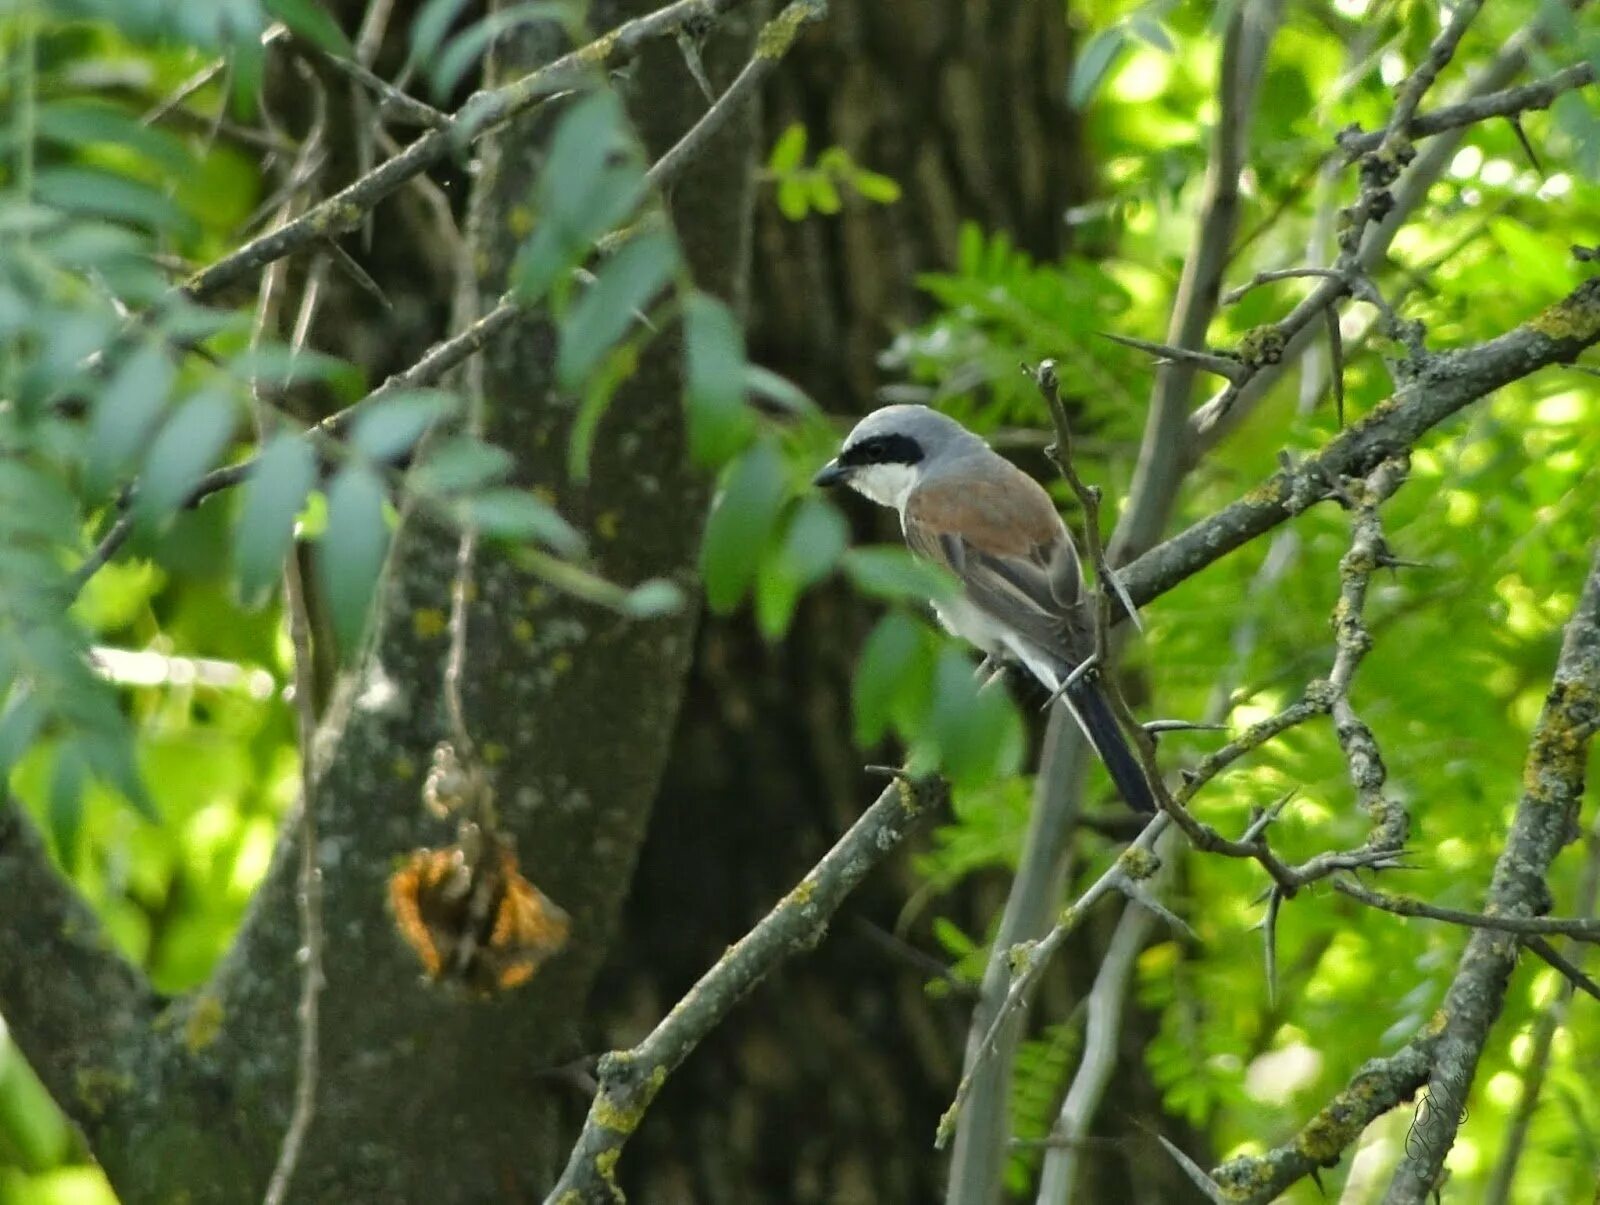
xmin=837 ymin=433 xmax=925 ymax=468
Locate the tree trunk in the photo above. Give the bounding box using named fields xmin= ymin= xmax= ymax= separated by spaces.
xmin=591 ymin=6 xmax=1199 ymax=1202
xmin=19 ymin=4 xmax=766 ymax=1201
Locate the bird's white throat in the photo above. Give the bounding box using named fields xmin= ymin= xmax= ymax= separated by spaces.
xmin=847 ymin=463 xmax=919 ymax=511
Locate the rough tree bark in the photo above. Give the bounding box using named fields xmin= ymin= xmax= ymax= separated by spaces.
xmin=0 ymin=2 xmax=764 ymax=1200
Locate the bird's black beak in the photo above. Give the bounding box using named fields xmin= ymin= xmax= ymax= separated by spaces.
xmin=812 ymin=459 xmax=848 ymax=488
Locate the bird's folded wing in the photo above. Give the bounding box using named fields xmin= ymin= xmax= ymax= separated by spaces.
xmin=902 ymin=473 xmax=1091 ymax=663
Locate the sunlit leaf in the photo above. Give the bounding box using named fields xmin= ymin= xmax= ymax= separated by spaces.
xmin=234 ymin=433 xmax=317 ymax=606
xmin=463 ymin=489 xmax=584 ymax=556
xmin=87 ymin=342 xmax=175 ymax=494
xmin=700 ymin=439 xmax=788 ymax=613
xmin=350 ymin=390 xmax=457 ymax=462
xmin=266 ymin=0 xmax=353 ymax=55
xmin=318 ymin=464 xmax=390 ymax=653
xmin=683 ymin=292 xmax=753 ymax=467
xmin=135 ymin=390 xmax=237 ymax=527
xmin=556 ymin=230 xmax=679 ymax=389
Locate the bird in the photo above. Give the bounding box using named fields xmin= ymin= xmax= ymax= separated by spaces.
xmin=813 ymin=403 xmax=1155 ymax=813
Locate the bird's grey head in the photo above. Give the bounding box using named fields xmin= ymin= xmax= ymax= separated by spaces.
xmin=812 ymin=405 xmax=985 ymax=510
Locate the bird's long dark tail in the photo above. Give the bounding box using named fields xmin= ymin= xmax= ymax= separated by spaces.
xmin=1063 ymin=671 xmax=1156 ymax=814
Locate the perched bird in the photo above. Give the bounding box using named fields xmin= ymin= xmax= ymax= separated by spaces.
xmin=814 ymin=404 xmax=1155 ymax=813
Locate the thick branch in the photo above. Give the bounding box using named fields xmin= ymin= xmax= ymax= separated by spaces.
xmin=1122 ymin=276 xmax=1600 ymax=611
xmin=1383 ymin=541 xmax=1600 ymax=1201
xmin=0 ymin=804 xmax=161 ymax=1148
xmin=1209 ymin=1036 xmax=1441 ymax=1202
xmin=544 ymin=775 xmax=945 ymax=1202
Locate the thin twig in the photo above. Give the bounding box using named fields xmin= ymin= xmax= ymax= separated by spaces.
xmin=647 ymin=0 xmax=828 ymax=194
xmin=255 ymin=77 xmax=330 ymax=1205
xmin=183 ymin=0 xmax=760 ymax=303
xmin=1332 ymin=878 xmax=1600 ymax=941
xmin=936 ymin=815 xmax=1173 ymax=1151
xmin=1336 ymin=62 xmax=1596 ymax=159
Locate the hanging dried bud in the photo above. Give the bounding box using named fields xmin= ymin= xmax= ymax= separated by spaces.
xmin=389 ymin=832 xmax=570 ymax=994
xmin=423 ymin=740 xmax=483 ymax=818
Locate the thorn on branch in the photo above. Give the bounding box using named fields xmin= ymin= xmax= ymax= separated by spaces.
xmin=1155 ymin=1133 xmax=1230 ymax=1204
xmin=1143 ymin=718 xmax=1229 ymax=736
xmin=1098 ymin=330 xmax=1248 ymax=383
xmin=1523 ymin=936 xmax=1600 ymax=1003
xmin=1324 ymin=306 xmax=1345 ymax=428
xmin=1508 ymin=115 xmax=1543 ymax=176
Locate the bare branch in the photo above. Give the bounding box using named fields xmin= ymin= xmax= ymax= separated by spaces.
xmin=1332 ymin=878 xmax=1600 ymax=941
xmin=1209 ymin=1036 xmax=1441 ymax=1203
xmin=545 ymin=775 xmax=947 ymax=1202
xmin=1521 ymin=936 xmax=1600 ymax=1004
xmin=1123 ymin=276 xmax=1600 ymax=613
xmin=1381 ymin=538 xmax=1600 ymax=1201
xmin=1484 ymin=806 xmax=1600 ymax=1204
xmin=647 ymin=0 xmax=827 ymax=194
xmin=1336 ymin=62 xmax=1596 ymax=159
xmin=183 ymin=0 xmax=761 ymax=303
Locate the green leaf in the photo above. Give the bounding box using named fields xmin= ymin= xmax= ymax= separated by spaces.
xmin=229 ymin=345 xmax=362 ymax=396
xmin=768 ymin=122 xmax=807 ymax=174
xmin=852 ymin=610 xmax=930 ymax=744
xmin=430 ymin=4 xmax=576 ymax=100
xmin=88 ymin=341 xmax=175 ymax=494
xmin=135 ymin=390 xmax=237 ymax=527
xmin=266 ymin=0 xmax=353 ymax=55
xmin=234 ymin=433 xmax=317 ymax=606
xmin=622 ymin=578 xmax=685 ymax=618
xmin=922 ymin=648 xmax=1023 ymax=788
xmin=809 ymin=172 xmax=842 ymax=215
xmin=566 ymin=340 xmax=641 ymax=482
xmin=556 ymin=230 xmax=679 ymax=389
xmin=411 ymin=436 xmax=514 ymax=494
xmin=782 ymin=496 xmax=849 ymax=585
xmin=462 ymin=489 xmax=584 ymax=556
xmin=0 ymin=690 xmax=45 ymax=780
xmin=842 ymin=546 xmax=957 ymax=603
xmin=1068 ymin=26 xmax=1127 ymax=109
xmin=699 ymin=439 xmax=789 ymax=613
xmin=318 ymin=464 xmax=391 ymax=653
xmin=34 ymin=166 xmax=197 ymax=239
xmin=350 ymin=390 xmax=457 ymax=461
xmin=512 ymin=91 xmax=648 ymax=301
xmin=683 ymin=292 xmax=753 ymax=467
xmin=48 ymin=746 xmax=87 ymax=872
xmin=410 ymin=0 xmax=472 ymax=62
xmin=754 ymin=498 xmax=847 ymax=640
xmin=851 ymin=169 xmax=902 ymax=205
xmin=743 ymin=364 xmax=818 ymax=419
xmin=34 ymin=100 xmax=192 ymax=172
xmin=776 ymin=176 xmax=810 ymax=221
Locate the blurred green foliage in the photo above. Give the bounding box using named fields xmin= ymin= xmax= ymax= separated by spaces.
xmin=1 ymin=0 xmax=1599 ymax=1201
